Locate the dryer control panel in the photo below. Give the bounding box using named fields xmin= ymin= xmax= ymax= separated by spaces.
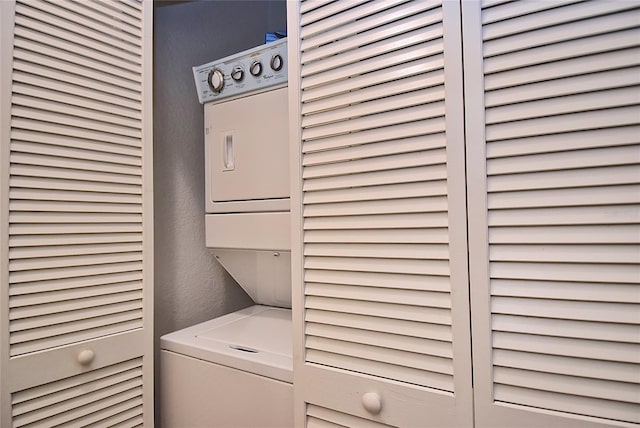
xmin=193 ymin=38 xmax=287 ymax=104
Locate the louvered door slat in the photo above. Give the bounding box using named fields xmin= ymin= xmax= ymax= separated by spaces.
xmin=305 ymin=243 xmax=448 ymax=260
xmin=15 ymin=3 xmax=140 ymax=56
xmin=11 ymin=280 xmax=141 ymax=305
xmin=492 ymin=335 xmax=638 ymax=377
xmin=306 ymin=309 xmax=451 ymax=341
xmin=302 ymin=44 xmax=441 ymax=96
xmin=485 ymin=28 xmax=640 ymax=75
xmin=11 ymin=317 xmax=142 ymax=355
xmin=12 ymin=92 xmax=140 ymax=128
xmin=10 ymin=150 xmax=141 ymax=174
xmin=306 ymin=321 xmax=452 ymax=357
xmin=11 ymin=166 xmax=142 ymax=187
xmin=307 ymin=348 xmax=453 ymax=391
xmin=302 ymin=119 xmax=446 ymax=153
xmin=306 ymin=282 xmax=450 ymax=307
xmin=488 ymin=166 xmax=639 ymax=192
xmin=13 ymin=364 xmax=140 ymax=412
xmin=11 ymin=128 xmax=140 ymax=157
xmin=10 ymin=177 xmax=141 ymax=196
xmin=12 ymin=87 xmax=141 ymax=124
xmin=302 ymin=8 xmax=438 ymax=66
xmin=486 ymin=126 xmax=640 ymax=157
xmin=304 ymin=181 xmax=447 ymax=205
xmin=15 ymin=390 xmax=143 ymax=427
xmin=98 ymin=411 xmax=144 ymax=428
xmin=13 ymin=38 xmax=140 ymax=85
xmin=13 ymin=58 xmax=140 ymax=101
xmin=14 ymin=23 xmax=140 ymax=73
xmin=305 ymin=269 xmax=450 ymax=292
xmin=303 ymin=165 xmax=447 ymax=193
xmin=492 ymin=314 xmax=639 ymax=343
xmin=306 ymin=405 xmax=389 ymax=428
xmin=11 ymin=118 xmax=141 ymax=148
xmin=74 ymin=0 xmax=142 ymax=30
xmin=23 ymin=0 xmax=141 ymax=44
xmin=11 ymin=359 xmax=144 ymax=426
xmin=304 ymin=149 xmax=446 ymax=178
xmin=465 ymin=1 xmax=640 ymax=426
xmin=305 ymin=227 xmax=448 ymax=244
xmin=10 ymin=232 xmax=142 ymax=248
xmin=491 ymin=279 xmax=639 ymax=302
xmin=481 ymin=0 xmax=582 ymax=24
xmin=494 ymin=350 xmax=639 ymax=383
xmin=10 ymin=272 xmax=143 ymax=297
xmin=11 ymin=106 xmax=141 ymax=138
xmin=493 ymin=385 xmax=639 ymax=424
xmin=300 ymin=0 xmax=412 ymax=43
xmin=10 ymin=304 xmax=143 ymax=339
xmin=14 ymin=15 xmax=140 ymax=65
xmin=485 ymin=47 xmax=640 ymax=92
xmin=302 ymin=19 xmax=443 ymax=79
xmin=10 ymin=189 xmax=141 ymax=205
xmin=303 ymin=87 xmax=445 ymax=128
xmin=485 ymin=7 xmax=639 ymax=56
xmin=487 ymin=68 xmax=640 ymax=107
xmin=484 ymin=0 xmax=637 ymax=40
xmin=53 ymin=0 xmax=142 ymax=35
xmin=11 ymin=139 xmax=142 ymax=165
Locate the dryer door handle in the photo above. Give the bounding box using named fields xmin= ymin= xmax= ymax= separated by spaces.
xmin=223 ymin=133 xmax=235 ymax=171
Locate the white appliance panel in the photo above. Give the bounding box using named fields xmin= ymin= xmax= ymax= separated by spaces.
xmin=160 ymin=306 xmax=292 ymax=383
xmin=161 ymin=351 xmax=293 ymax=428
xmin=205 ymin=87 xmax=289 ymax=211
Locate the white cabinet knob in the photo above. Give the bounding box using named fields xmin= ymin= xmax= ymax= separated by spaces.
xmin=362 ymin=392 xmax=382 ymax=414
xmin=77 ymin=349 xmax=95 ymax=366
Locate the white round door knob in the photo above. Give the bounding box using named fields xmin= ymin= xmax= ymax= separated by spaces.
xmin=362 ymin=392 xmax=382 ymax=414
xmin=77 ymin=349 xmax=95 ymax=366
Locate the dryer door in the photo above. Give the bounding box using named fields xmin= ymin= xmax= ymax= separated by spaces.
xmin=204 ymin=87 xmax=289 ymax=211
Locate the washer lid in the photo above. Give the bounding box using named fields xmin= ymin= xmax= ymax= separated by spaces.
xmin=160 ymin=305 xmax=292 ymax=383
xmin=197 ymin=305 xmax=290 ymax=355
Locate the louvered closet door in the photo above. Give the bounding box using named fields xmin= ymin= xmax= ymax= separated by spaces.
xmin=463 ymin=1 xmax=640 ymax=427
xmin=0 ymin=0 xmax=153 ymax=426
xmin=288 ymin=1 xmax=472 ymax=426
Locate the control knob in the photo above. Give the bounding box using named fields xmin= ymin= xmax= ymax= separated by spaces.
xmin=231 ymin=65 xmax=244 ymax=82
xmin=207 ymin=68 xmax=224 ymax=93
xmin=249 ymin=60 xmax=263 ymax=77
xmin=270 ymin=54 xmax=284 ymax=71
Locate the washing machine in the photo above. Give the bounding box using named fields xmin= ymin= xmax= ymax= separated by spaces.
xmin=161 ymin=38 xmax=293 ymax=428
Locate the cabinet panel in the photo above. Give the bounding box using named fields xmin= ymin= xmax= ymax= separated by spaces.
xmin=289 ymin=0 xmax=472 ymax=425
xmin=0 ymin=0 xmax=153 ymax=425
xmin=464 ymin=1 xmax=640 ymax=427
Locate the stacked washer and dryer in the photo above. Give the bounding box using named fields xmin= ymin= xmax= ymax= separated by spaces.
xmin=160 ymin=38 xmax=293 ymax=427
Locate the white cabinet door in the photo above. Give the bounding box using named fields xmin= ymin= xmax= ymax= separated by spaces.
xmin=464 ymin=1 xmax=640 ymax=427
xmin=288 ymin=1 xmax=473 ymax=426
xmin=0 ymin=0 xmax=153 ymax=425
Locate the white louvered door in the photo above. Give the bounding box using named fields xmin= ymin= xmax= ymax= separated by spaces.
xmin=288 ymin=1 xmax=472 ymax=426
xmin=0 ymin=0 xmax=153 ymax=426
xmin=464 ymin=1 xmax=640 ymax=427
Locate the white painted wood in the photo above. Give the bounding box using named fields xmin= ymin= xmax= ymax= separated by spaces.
xmin=0 ymin=0 xmax=153 ymax=425
xmin=0 ymin=1 xmax=14 ymax=424
xmin=300 ymin=0 xmax=422 ymax=43
xmin=290 ymin=0 xmax=472 ymax=426
xmin=464 ymin=1 xmax=640 ymax=427
xmin=307 ymin=404 xmax=390 ymax=428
